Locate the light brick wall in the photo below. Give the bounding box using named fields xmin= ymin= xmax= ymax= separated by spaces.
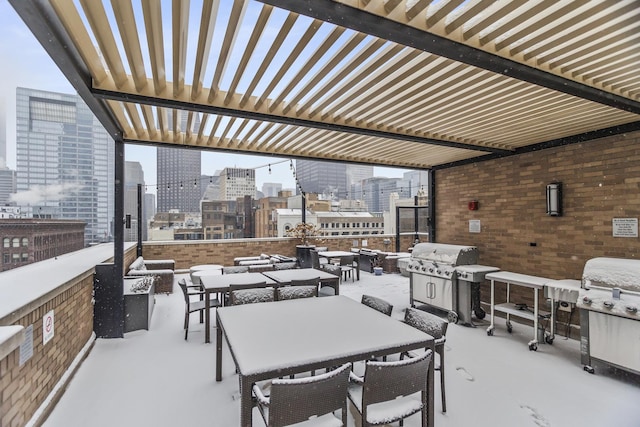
xmin=142 ymin=236 xmax=405 ymax=270
xmin=436 ymin=131 xmax=640 ymax=327
xmin=0 ymin=276 xmax=94 ymax=427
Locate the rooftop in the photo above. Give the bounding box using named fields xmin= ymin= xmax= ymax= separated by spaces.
xmin=42 ymin=270 xmax=640 ymax=427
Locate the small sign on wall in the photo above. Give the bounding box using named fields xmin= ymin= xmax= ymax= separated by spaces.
xmin=43 ymin=310 xmax=55 ymax=345
xmin=612 ymin=218 xmax=638 ymax=238
xmin=469 ymin=220 xmax=481 ymax=233
xmin=19 ymin=324 xmax=34 ymax=366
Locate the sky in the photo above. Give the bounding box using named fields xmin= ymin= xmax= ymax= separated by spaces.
xmin=0 ymin=1 xmax=410 ymax=195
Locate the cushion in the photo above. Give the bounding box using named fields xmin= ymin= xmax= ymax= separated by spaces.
xmin=230 ymin=288 xmax=274 ymax=305
xmin=129 ymin=256 xmax=146 ymax=271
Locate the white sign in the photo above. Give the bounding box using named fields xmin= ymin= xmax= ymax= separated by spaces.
xmin=612 ymin=218 xmax=638 ymax=238
xmin=469 ymin=220 xmax=481 ymax=233
xmin=43 ymin=310 xmax=55 ymax=345
xmin=19 ymin=324 xmax=34 ymax=366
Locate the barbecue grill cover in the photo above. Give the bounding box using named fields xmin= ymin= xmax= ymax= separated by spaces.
xmin=410 ymin=243 xmax=478 ymax=266
xmin=582 ymin=257 xmax=640 ymax=293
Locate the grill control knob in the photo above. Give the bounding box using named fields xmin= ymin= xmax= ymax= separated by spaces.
xmin=582 ymin=296 xmax=592 ymax=305
xmin=422 ymin=266 xmax=427 ymax=272
xmin=436 ymin=270 xmax=441 ymax=275
xmin=626 ymin=305 xmax=638 ymax=314
xmin=603 ymin=300 xmax=615 ymax=309
xmin=445 ymin=271 xmax=451 ymax=276
xmin=428 ymin=267 xmax=434 ymax=273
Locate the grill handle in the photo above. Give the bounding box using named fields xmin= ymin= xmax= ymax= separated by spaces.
xmin=584 ymin=283 xmax=640 ymax=298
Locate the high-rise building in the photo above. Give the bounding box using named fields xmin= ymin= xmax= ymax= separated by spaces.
xmin=0 ymin=168 xmax=15 ymax=205
xmin=261 ymin=182 xmax=282 ymax=197
xmin=157 ymin=111 xmax=202 ymax=213
xmin=403 ymin=170 xmax=429 ymax=197
xmin=157 ymin=146 xmax=201 ymax=212
xmin=15 ymin=87 xmax=114 ymax=245
xmin=295 ymin=160 xmax=348 ymax=196
xmin=124 ymin=161 xmax=147 ymax=242
xmin=220 ymin=167 xmax=256 ymax=200
xmin=346 ymin=164 xmax=373 ymax=187
xmin=0 ymin=96 xmax=6 ymax=168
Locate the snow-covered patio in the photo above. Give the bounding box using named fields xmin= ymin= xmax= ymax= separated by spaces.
xmin=43 ymin=271 xmax=640 ymax=427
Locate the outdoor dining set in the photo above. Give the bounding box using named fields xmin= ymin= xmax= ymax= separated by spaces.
xmin=178 ymin=250 xmax=447 ymax=427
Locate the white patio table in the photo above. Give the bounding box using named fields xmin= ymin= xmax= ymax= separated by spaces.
xmin=216 ymin=295 xmax=435 ymax=427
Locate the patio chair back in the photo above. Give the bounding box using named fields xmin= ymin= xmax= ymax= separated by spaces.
xmin=361 ymin=294 xmax=393 ymax=316
xmin=404 ymin=307 xmax=449 ymax=413
xmin=222 ymin=266 xmax=249 ymax=274
xmin=277 ymin=278 xmax=319 ymax=301
xmin=177 ymin=278 xmax=219 ymax=340
xmin=229 ymin=282 xmax=274 ymax=305
xmin=349 ymin=350 xmax=432 ymax=426
xmin=255 ymin=363 xmax=351 ymax=427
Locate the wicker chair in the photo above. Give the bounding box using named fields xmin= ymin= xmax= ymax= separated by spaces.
xmin=361 ymin=294 xmax=393 ymax=316
xmin=177 ymin=278 xmax=220 ymax=340
xmin=276 ymin=277 xmax=320 ymax=301
xmin=228 ymin=282 xmax=274 ymax=305
xmin=222 ymin=265 xmax=249 ymax=274
xmin=339 ymin=255 xmax=355 ymax=282
xmin=403 ymin=307 xmax=449 ymax=413
xmin=348 ymin=350 xmax=433 ymax=427
xmin=253 ymin=363 xmax=351 ymax=427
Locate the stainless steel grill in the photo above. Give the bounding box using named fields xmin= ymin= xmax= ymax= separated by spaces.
xmin=577 ymin=257 xmax=640 ymax=375
xmin=408 ymin=243 xmax=479 ymax=324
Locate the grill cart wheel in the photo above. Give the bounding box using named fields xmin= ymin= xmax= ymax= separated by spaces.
xmin=474 ymin=308 xmax=486 ymax=319
xmin=584 ymin=365 xmax=595 ymax=374
xmin=529 ymin=342 xmax=538 ymax=351
xmin=506 ymin=321 xmax=513 ymax=333
xmin=545 ymin=334 xmax=554 ymax=345
xmin=486 ymin=328 xmax=493 ymax=336
xmin=447 ymin=311 xmax=459 ymax=324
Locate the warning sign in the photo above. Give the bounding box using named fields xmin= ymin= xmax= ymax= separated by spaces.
xmin=43 ymin=310 xmax=55 ymax=345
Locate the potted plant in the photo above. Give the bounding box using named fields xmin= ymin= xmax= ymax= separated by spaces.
xmin=287 ymin=222 xmax=325 ymax=268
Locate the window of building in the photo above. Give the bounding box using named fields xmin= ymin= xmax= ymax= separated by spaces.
xmin=12 ymin=238 xmax=20 ymax=247
xmin=3 ymin=238 xmax=9 ymax=248
xmin=22 ymin=253 xmax=29 ymax=262
xmin=22 ymin=237 xmax=28 ymax=247
xmin=3 ymin=254 xmax=10 ymax=264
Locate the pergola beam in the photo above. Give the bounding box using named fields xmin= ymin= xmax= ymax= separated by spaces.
xmin=259 ymin=0 xmax=640 ymax=116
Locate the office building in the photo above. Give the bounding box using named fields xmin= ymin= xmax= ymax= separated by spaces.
xmin=15 ymin=87 xmax=114 ymax=245
xmin=295 ymin=160 xmax=348 ymax=196
xmin=124 ymin=161 xmax=147 ymax=242
xmin=220 ymin=167 xmax=256 ymax=200
xmin=346 ymin=164 xmax=373 ymax=187
xmin=0 ymin=168 xmax=15 ymax=205
xmin=261 ymin=182 xmax=282 ymax=197
xmin=157 ymin=146 xmax=201 ymax=213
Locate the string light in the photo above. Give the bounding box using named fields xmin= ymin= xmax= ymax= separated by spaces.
xmin=268 ymin=164 xmax=271 ymax=174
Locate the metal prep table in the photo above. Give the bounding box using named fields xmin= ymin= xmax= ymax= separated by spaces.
xmin=486 ymin=271 xmax=552 ymax=351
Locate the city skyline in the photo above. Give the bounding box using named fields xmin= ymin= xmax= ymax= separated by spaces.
xmin=0 ymin=2 xmax=412 ymax=199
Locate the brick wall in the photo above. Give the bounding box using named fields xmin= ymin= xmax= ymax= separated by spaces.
xmin=0 ymin=276 xmax=94 ymax=427
xmin=142 ymin=235 xmax=405 ymax=269
xmin=436 ymin=131 xmax=640 ymax=326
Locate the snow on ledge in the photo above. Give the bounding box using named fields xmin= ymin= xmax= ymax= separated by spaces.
xmin=0 ymin=325 xmax=25 ymax=360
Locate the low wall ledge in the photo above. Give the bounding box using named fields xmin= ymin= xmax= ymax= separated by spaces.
xmin=0 ymin=325 xmax=25 ymax=360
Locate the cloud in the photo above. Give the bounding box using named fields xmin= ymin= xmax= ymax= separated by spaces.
xmin=9 ymin=182 xmax=84 ymax=205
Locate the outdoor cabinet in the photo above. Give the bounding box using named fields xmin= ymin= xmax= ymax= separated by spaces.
xmin=123 ymin=277 xmax=155 ymax=333
xmin=93 ymin=263 xmax=124 ymax=338
xmin=296 ymin=245 xmax=316 ymax=268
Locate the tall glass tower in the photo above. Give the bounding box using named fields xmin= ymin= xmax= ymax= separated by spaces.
xmin=15 ymin=87 xmax=114 ymax=245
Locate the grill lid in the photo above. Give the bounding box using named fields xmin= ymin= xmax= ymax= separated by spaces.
xmin=410 ymin=243 xmax=478 ymax=266
xmin=582 ymin=257 xmax=640 ymax=293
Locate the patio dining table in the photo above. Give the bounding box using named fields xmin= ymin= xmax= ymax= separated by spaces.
xmin=318 ymin=250 xmax=360 ymax=280
xmin=199 ymin=272 xmax=277 ymax=344
xmin=216 ymin=295 xmax=435 ymax=427
xmin=262 ymin=267 xmax=340 ymax=296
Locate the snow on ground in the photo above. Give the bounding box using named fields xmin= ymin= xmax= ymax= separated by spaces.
xmin=43 ymin=271 xmax=640 ymax=427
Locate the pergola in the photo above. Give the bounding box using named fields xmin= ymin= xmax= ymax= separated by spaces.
xmin=10 ymin=0 xmax=640 ymax=277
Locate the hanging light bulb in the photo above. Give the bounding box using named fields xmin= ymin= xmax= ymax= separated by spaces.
xmin=209 ymin=176 xmax=212 ymax=184
xmin=167 ymin=183 xmax=170 ymax=190
xmin=268 ymin=164 xmax=271 ymax=174
xmin=289 ymin=160 xmax=293 ymax=170
xmin=194 ymin=178 xmax=197 ymax=187
xmin=180 ymin=182 xmax=184 ymax=190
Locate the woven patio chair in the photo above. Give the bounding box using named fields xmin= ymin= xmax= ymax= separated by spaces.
xmin=339 ymin=255 xmax=355 ymax=282
xmin=177 ymin=278 xmax=220 ymax=340
xmin=276 ymin=277 xmax=320 ymax=301
xmin=402 ymin=307 xmax=449 ymax=413
xmin=222 ymin=265 xmax=249 ymax=274
xmin=228 ymin=281 xmax=274 ymax=305
xmin=348 ymin=350 xmax=433 ymax=427
xmin=253 ymin=363 xmax=351 ymax=427
xmin=361 ymin=294 xmax=393 ymax=316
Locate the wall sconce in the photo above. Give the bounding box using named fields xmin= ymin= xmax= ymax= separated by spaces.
xmin=546 ymin=182 xmax=562 ymax=216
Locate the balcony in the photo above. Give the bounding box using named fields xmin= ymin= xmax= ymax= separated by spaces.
xmin=1 ymin=239 xmax=639 ymax=427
